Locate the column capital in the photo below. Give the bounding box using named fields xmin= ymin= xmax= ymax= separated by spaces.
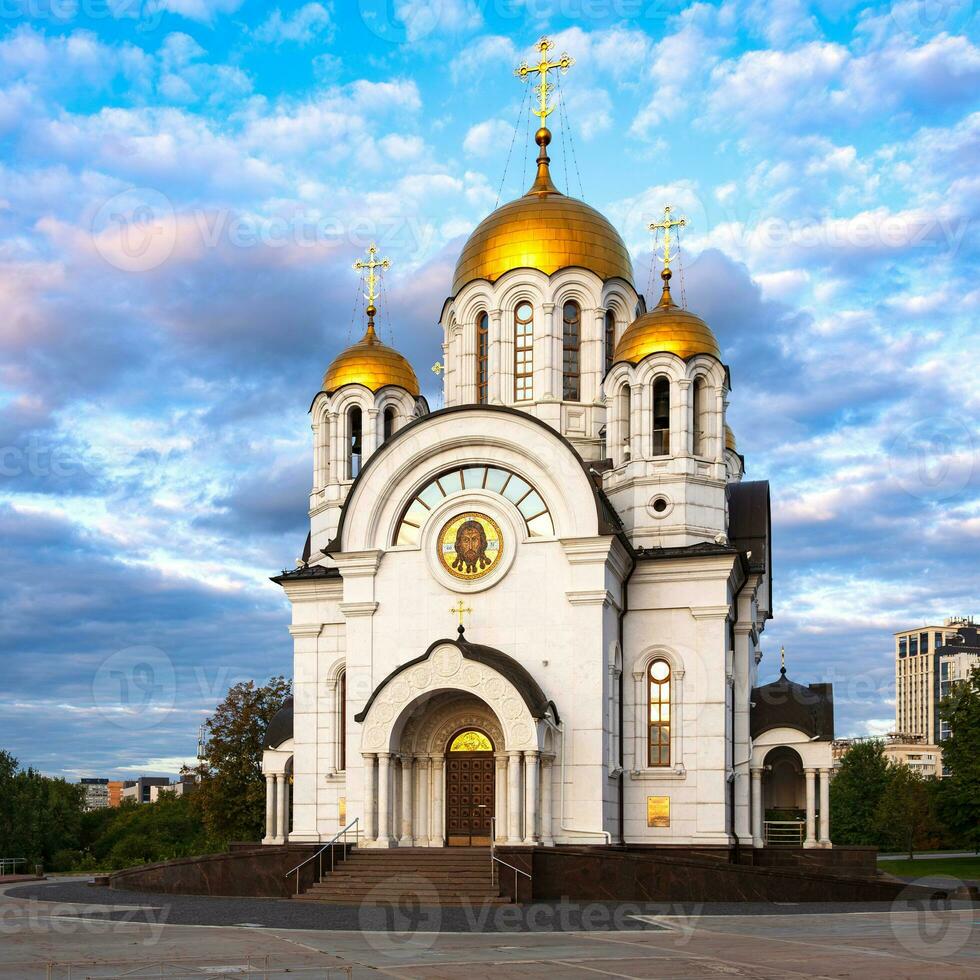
xmin=524 ymin=749 xmax=541 ymax=760
xmin=804 ymin=767 xmax=817 ymax=776
xmin=377 ymin=751 xmax=392 ymax=761
xmin=506 ymin=749 xmax=523 ymax=758
xmin=362 ymin=752 xmax=377 ymax=762
xmin=750 ymin=766 xmax=763 ymax=777
xmin=429 ymin=753 xmax=445 ymax=766
xmin=541 ymin=754 xmax=555 ymax=768
xmin=416 ymin=756 xmax=430 ymax=769
xmin=818 ymin=766 xmax=831 ymax=775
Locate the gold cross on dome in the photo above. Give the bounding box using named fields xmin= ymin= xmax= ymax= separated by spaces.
xmin=515 ymin=36 xmax=574 ymax=123
xmin=649 ymin=206 xmax=687 ymax=273
xmin=450 ymin=599 xmax=472 ymax=628
xmin=353 ymin=244 xmax=390 ymax=309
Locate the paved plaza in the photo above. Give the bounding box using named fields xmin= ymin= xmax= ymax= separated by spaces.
xmin=0 ymin=878 xmax=976 ymax=979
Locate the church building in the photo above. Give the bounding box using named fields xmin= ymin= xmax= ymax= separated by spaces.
xmin=261 ymin=39 xmax=835 ymax=856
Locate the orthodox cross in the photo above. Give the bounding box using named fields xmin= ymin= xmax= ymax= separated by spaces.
xmin=450 ymin=599 xmax=472 ymax=629
xmin=353 ymin=244 xmax=390 ymax=310
xmin=515 ymin=36 xmax=574 ymax=123
xmin=780 ymin=645 xmax=787 ymax=675
xmin=431 ymin=361 xmax=445 ymax=376
xmin=649 ymin=205 xmax=686 ymax=273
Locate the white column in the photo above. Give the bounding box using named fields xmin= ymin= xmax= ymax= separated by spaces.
xmin=818 ymin=768 xmax=831 ymax=847
xmin=540 ymin=755 xmax=554 ymax=846
xmin=494 ymin=753 xmax=507 ymax=843
xmin=523 ymin=751 xmax=540 ymax=845
xmin=275 ymin=774 xmax=288 ymax=844
xmin=263 ymin=774 xmax=276 ymax=843
xmin=362 ymin=754 xmax=377 ymax=842
xmin=377 ymin=752 xmax=391 ymax=845
xmin=506 ymin=751 xmax=522 ymax=843
xmin=803 ymin=768 xmax=817 ymax=848
xmin=430 ymin=754 xmax=445 ymax=846
xmin=417 ymin=758 xmax=430 ymax=846
xmin=751 ymin=767 xmax=764 ymax=847
xmin=399 ymin=754 xmax=413 ymax=846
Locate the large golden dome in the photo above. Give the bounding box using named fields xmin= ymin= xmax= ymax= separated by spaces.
xmin=451 ymin=129 xmax=634 ymax=296
xmin=323 ymin=321 xmax=419 ymax=396
xmin=614 ymin=270 xmax=720 ymax=364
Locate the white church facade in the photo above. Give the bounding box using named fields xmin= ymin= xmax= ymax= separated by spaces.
xmin=261 ymin=41 xmax=835 ymax=855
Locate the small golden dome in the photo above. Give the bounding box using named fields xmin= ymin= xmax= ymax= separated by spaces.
xmin=614 ymin=270 xmax=720 ymax=364
xmin=451 ymin=129 xmax=633 ymax=295
xmin=725 ymin=424 xmax=737 ymax=452
xmin=323 ymin=320 xmax=419 ymax=396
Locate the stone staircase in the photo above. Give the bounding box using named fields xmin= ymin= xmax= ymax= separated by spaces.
xmin=294 ymin=847 xmax=510 ymax=905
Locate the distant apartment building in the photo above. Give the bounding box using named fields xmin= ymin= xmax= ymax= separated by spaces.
xmin=108 ymin=780 xmax=123 ymax=807
xmin=832 ymin=733 xmax=943 ymax=778
xmin=121 ymin=776 xmax=172 ymax=804
xmin=895 ymin=616 xmax=979 ymax=747
xmin=79 ymin=777 xmax=110 ymax=810
xmin=149 ymin=775 xmax=195 ymax=802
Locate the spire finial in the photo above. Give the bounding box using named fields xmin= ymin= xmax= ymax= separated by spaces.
xmin=780 ymin=645 xmax=787 ymax=675
xmin=649 ymin=205 xmax=686 ymax=307
xmin=450 ymin=599 xmax=472 ymax=636
xmin=515 ymin=37 xmax=574 ymax=126
xmin=515 ymin=37 xmax=572 ymax=197
xmin=353 ymin=244 xmax=390 ymax=330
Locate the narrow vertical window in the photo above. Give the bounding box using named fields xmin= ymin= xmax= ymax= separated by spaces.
xmin=604 ymin=310 xmax=615 ymax=374
xmin=514 ymin=301 xmax=533 ymax=401
xmin=562 ymin=300 xmax=581 ymax=401
xmin=383 ymin=406 xmax=396 ymax=442
xmin=652 ymin=377 xmax=670 ymax=456
xmin=339 ymin=671 xmax=346 ymax=772
xmin=476 ymin=311 xmax=489 ymax=404
xmin=347 ymin=406 xmax=362 ymax=478
xmin=620 ymin=384 xmax=631 ymax=460
xmin=648 ymin=659 xmax=671 ymax=767
xmin=692 ymin=378 xmax=704 ymax=456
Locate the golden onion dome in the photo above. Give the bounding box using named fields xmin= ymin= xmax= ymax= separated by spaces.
xmin=451 ymin=129 xmax=634 ymax=296
xmin=614 ymin=270 xmax=721 ymax=364
xmin=323 ymin=317 xmax=419 ymax=396
xmin=725 ymin=424 xmax=737 ymax=452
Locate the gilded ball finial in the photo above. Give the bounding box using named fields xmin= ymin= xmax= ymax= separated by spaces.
xmin=535 ymin=127 xmax=551 ymax=146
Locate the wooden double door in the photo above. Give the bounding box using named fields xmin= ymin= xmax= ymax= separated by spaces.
xmin=445 ymin=751 xmax=494 ymax=846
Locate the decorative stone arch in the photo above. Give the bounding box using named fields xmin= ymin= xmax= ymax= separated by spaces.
xmin=335 ymin=407 xmax=608 ymax=554
xmin=749 ymin=726 xmax=834 ymax=850
xmin=630 ymin=645 xmax=687 ymax=778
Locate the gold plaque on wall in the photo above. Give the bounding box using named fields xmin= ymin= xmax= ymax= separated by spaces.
xmin=647 ymin=796 xmax=669 ymax=828
xmin=437 ymin=512 xmax=503 ymax=581
xmin=339 ymin=797 xmax=346 ymax=824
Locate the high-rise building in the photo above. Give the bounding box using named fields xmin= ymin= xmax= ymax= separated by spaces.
xmin=895 ymin=616 xmax=978 ymax=747
xmin=79 ymin=777 xmax=109 ymax=810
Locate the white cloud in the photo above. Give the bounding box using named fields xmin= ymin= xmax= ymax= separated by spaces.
xmin=462 ymin=118 xmax=514 ymax=156
xmin=147 ymin=0 xmax=245 ymax=24
xmin=394 ymin=0 xmax=482 ymax=43
xmin=254 ymin=3 xmax=334 ymax=46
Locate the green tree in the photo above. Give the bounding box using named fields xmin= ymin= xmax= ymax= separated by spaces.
xmin=938 ymin=664 xmax=980 ymax=845
xmin=829 ymin=739 xmax=892 ymax=846
xmin=188 ymin=676 xmax=291 ymax=844
xmin=873 ymin=763 xmax=941 ymax=858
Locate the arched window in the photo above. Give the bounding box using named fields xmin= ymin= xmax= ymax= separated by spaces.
xmin=383 ymin=406 xmax=396 ymax=442
xmin=604 ymin=310 xmax=615 ymax=374
xmin=562 ymin=300 xmax=581 ymax=401
xmin=652 ymin=377 xmax=670 ymax=456
xmin=514 ymin=301 xmax=533 ymax=401
xmin=338 ymin=670 xmax=347 ymax=772
xmin=476 ymin=311 xmax=489 ymax=404
xmin=692 ymin=378 xmax=704 ymax=456
xmin=347 ymin=406 xmax=362 ymax=478
xmin=648 ymin=659 xmax=671 ymax=767
xmin=620 ymin=384 xmax=631 ymax=461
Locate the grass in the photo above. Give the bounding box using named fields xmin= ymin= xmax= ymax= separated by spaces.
xmin=878 ymin=856 xmax=980 ymax=880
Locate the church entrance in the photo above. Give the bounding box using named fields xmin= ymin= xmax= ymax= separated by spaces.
xmin=445 ymin=729 xmax=494 ymax=846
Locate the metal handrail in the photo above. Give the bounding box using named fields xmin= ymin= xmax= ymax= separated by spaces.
xmin=0 ymin=858 xmax=27 ymax=876
xmin=284 ymin=818 xmax=359 ymax=896
xmin=489 ymin=816 xmax=531 ymax=900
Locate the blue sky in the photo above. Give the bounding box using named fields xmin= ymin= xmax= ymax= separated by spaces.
xmin=0 ymin=1 xmax=977 ymax=779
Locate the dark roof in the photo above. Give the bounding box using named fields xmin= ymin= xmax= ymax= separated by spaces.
xmin=271 ymin=563 xmax=341 ymax=584
xmin=728 ymin=480 xmax=772 ymax=608
xmin=354 ymin=629 xmax=556 ymax=724
xmin=264 ymin=698 xmax=294 ymax=749
xmin=937 ymin=626 xmax=980 ymax=655
xmin=750 ymin=671 xmax=834 ymax=741
xmin=636 ymin=541 xmax=739 ymax=562
xmin=326 ymin=403 xmax=621 ymax=555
